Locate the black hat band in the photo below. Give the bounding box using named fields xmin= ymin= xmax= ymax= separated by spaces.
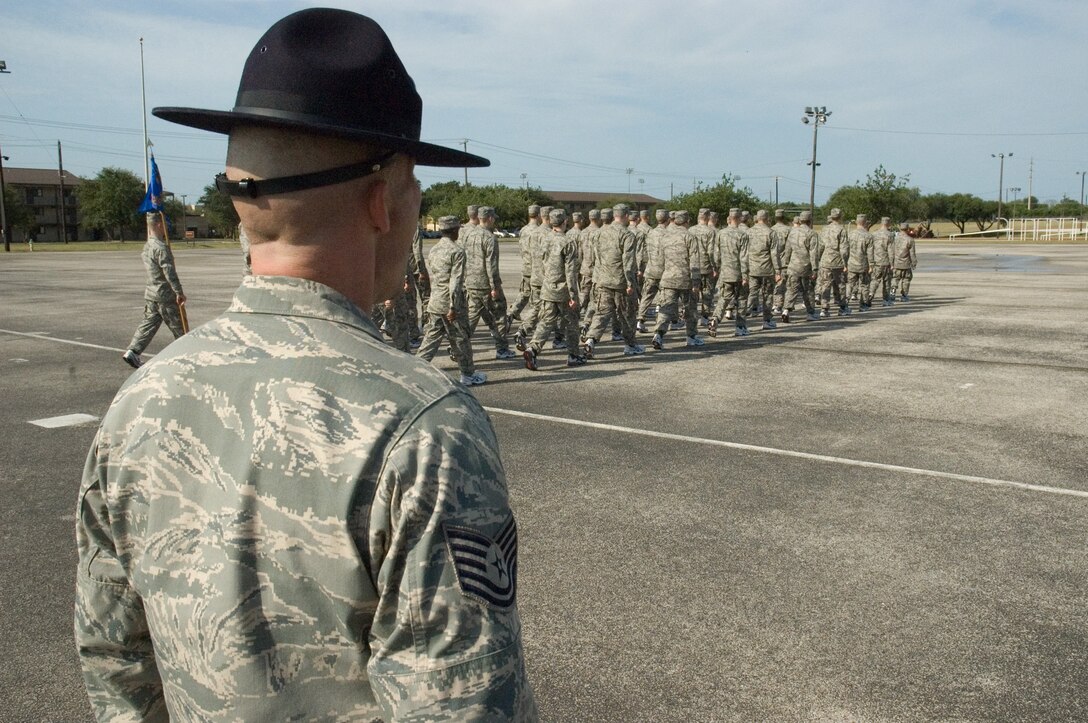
xmin=215 ymin=151 xmax=396 ymax=198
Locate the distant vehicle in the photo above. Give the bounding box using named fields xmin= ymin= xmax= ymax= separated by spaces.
xmin=502 ymin=228 xmax=520 ymax=237
xmin=421 ymin=230 xmax=441 ymax=239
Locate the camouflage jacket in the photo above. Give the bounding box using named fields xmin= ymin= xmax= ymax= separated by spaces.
xmin=579 ymin=224 xmax=601 ymax=277
xmin=141 ymin=237 xmax=184 ymax=302
xmin=892 ymin=233 xmax=918 ymax=270
xmin=870 ymin=228 xmax=894 ymax=266
xmin=658 ymin=225 xmax=701 ymax=290
xmin=783 ymin=226 xmax=818 ymax=275
xmin=411 ymin=228 xmax=428 ymax=279
xmin=643 ymin=224 xmax=668 ymax=280
xmin=465 ymin=227 xmax=502 ymax=291
xmin=591 ymin=221 xmax=637 ymax=290
xmin=772 ymin=222 xmax=792 ymax=257
xmin=746 ymin=223 xmax=783 ymax=277
xmin=540 ymin=229 xmax=580 ymax=304
xmin=75 ymin=275 xmax=536 ymax=722
xmin=688 ymin=223 xmax=715 ymax=273
xmin=426 ymin=236 xmax=468 ymax=315
xmin=517 ymin=221 xmax=539 ymax=278
xmin=528 ymin=224 xmax=551 ymax=287
xmin=815 ymin=221 xmax=849 ymax=269
xmin=713 ymin=226 xmax=750 ymax=283
xmin=847 ymin=228 xmax=874 ymax=272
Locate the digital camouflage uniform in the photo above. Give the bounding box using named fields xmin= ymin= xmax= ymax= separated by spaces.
xmin=417 ymin=235 xmax=477 ymax=376
xmin=891 ymin=230 xmax=918 ymax=299
xmin=814 ymin=219 xmax=849 ymax=312
xmin=529 ymin=227 xmax=581 ymax=357
xmin=652 ymin=223 xmax=701 ymax=340
xmin=688 ymin=220 xmax=716 ymax=319
xmin=744 ymin=220 xmax=783 ymax=322
xmin=515 ymin=221 xmax=550 ymax=345
xmin=578 ymin=220 xmax=601 ymax=326
xmin=585 ymin=218 xmax=638 ymax=346
xmin=75 ymin=275 xmax=535 ymax=721
xmin=410 ymin=227 xmax=429 ymax=336
xmin=771 ymin=216 xmax=792 ymax=311
xmin=711 ymin=224 xmax=750 ymax=332
xmin=782 ymin=224 xmax=818 ymax=316
xmin=869 ymin=223 xmax=895 ymax=304
xmin=510 ymin=218 xmax=539 ymax=321
xmin=846 ymin=224 xmax=875 ymax=307
xmin=637 ymin=220 xmax=667 ymax=323
xmin=128 ymin=236 xmax=186 ymax=355
xmin=464 ymin=222 xmax=510 ymax=354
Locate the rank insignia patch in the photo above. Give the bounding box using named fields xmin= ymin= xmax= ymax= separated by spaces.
xmin=444 ymin=517 xmax=518 ymax=609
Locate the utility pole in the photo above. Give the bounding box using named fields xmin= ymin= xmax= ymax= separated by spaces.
xmin=58 ymin=141 xmax=69 ymax=244
xmin=992 ymin=152 xmax=1012 ymax=220
xmin=802 ymin=106 xmax=831 ymax=217
xmin=520 ymin=173 xmax=527 ymax=190
xmin=1027 ymin=158 xmax=1034 ymax=212
xmin=626 ymin=168 xmax=634 ymax=196
xmin=0 ymin=144 xmax=9 ymax=252
xmin=1077 ymin=171 xmax=1086 ymax=207
xmin=774 ymin=176 xmax=780 ymax=206
xmin=461 ymin=139 xmax=469 ymax=186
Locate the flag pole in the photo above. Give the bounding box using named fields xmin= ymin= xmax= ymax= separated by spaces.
xmin=140 ymin=37 xmax=150 ymax=188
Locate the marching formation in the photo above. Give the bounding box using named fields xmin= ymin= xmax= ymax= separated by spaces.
xmin=374 ymin=202 xmax=919 ymax=381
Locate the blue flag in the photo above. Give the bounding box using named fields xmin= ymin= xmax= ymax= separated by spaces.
xmin=138 ymin=153 xmax=164 ymax=213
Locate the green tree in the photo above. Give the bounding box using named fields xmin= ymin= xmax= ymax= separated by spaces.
xmin=2 ymin=184 xmax=32 ymax=240
xmin=1042 ymin=197 xmax=1085 ymax=218
xmin=668 ymin=174 xmax=762 ymax=217
xmin=76 ymin=167 xmax=145 ymax=241
xmin=198 ymin=182 xmax=241 ymax=238
xmin=826 ymin=165 xmax=920 ymax=223
xmin=420 ymin=182 xmax=552 ymax=229
xmin=943 ymin=193 xmax=996 ymax=233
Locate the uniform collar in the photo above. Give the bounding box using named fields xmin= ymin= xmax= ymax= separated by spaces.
xmin=227 ymin=275 xmax=382 ymax=340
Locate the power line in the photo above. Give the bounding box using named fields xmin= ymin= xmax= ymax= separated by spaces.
xmin=825 ymin=125 xmax=1088 ymax=138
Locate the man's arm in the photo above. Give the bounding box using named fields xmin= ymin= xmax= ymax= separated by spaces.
xmin=75 ymin=434 xmax=168 ymax=722
xmin=157 ymin=245 xmax=185 ymax=302
xmin=365 ymin=392 xmax=537 ymax=721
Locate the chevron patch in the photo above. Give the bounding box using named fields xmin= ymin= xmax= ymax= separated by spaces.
xmin=443 ymin=517 xmax=518 ymax=609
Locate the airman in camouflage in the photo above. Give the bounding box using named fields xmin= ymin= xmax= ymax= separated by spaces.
xmin=509 ymin=204 xmax=541 ymax=324
xmin=464 ymin=207 xmax=516 ymax=359
xmin=771 ymin=209 xmax=791 ymax=314
xmin=582 ymin=204 xmax=643 ymax=358
xmin=514 ymin=205 xmax=553 ymax=350
xmin=650 ymin=210 xmax=703 ymax=349
xmin=869 ymin=216 xmax=895 ymax=306
xmin=781 ymin=210 xmax=820 ymax=323
xmin=122 ymin=213 xmax=187 ymax=369
xmin=78 ymin=9 xmax=534 ymax=720
xmin=636 ymin=208 xmax=669 ymax=332
xmin=578 ymin=208 xmax=602 ymax=328
xmin=688 ymin=208 xmax=715 ymax=322
xmin=814 ymin=207 xmax=851 ymax=317
xmin=846 ymin=214 xmax=875 ymax=310
xmin=891 ymin=221 xmax=918 ymax=301
xmin=524 ymin=208 xmax=587 ymax=370
xmin=743 ymin=209 xmax=782 ymax=329
xmin=709 ymin=209 xmax=750 ymax=337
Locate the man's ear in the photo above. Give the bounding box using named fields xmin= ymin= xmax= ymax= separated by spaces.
xmin=365 ymin=178 xmax=392 ymax=234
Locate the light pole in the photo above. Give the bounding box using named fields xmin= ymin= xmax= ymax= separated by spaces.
xmin=992 ymin=152 xmax=1012 ymax=220
xmin=1077 ymin=171 xmax=1086 ymax=207
xmin=802 ymin=106 xmax=831 ymax=216
xmin=1008 ymin=187 xmax=1020 ymax=216
xmin=520 ymin=173 xmax=527 ymax=190
xmin=626 ymin=168 xmax=634 ymax=196
xmin=0 ymin=147 xmax=9 ymax=252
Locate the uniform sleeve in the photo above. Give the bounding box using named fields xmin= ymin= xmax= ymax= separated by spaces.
xmin=485 ymin=236 xmax=501 ymax=290
xmin=739 ymin=233 xmax=750 ymax=278
xmin=565 ymin=240 xmax=580 ymax=302
xmin=449 ymin=250 xmax=465 ymax=307
xmin=74 ymin=433 xmax=168 ymax=722
xmin=910 ymin=240 xmax=918 ymax=268
xmin=621 ymin=230 xmax=637 ymax=287
xmin=157 ymin=246 xmax=183 ymax=296
xmin=365 ymin=392 xmax=537 ymax=721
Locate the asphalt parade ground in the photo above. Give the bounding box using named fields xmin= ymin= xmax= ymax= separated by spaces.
xmin=1 ymin=241 xmax=1086 ymax=721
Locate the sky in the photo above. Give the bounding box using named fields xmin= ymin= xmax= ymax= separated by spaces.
xmin=2 ymin=0 xmax=1087 ymax=209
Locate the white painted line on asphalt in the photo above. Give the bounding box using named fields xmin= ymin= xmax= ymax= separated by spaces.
xmin=29 ymin=413 xmax=100 ymax=428
xmin=0 ymin=328 xmax=152 ymax=356
xmin=485 ymin=407 xmax=1088 ymax=500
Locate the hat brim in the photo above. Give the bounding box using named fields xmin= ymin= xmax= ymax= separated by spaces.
xmin=152 ymin=106 xmax=489 ymax=168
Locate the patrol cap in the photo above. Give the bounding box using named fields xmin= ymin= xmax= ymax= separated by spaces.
xmin=674 ymin=209 xmax=690 ymax=223
xmin=612 ymin=203 xmax=630 ymax=215
xmin=588 ymin=208 xmax=601 ymax=220
xmin=540 ymin=205 xmax=553 ymax=217
xmin=548 ymin=208 xmax=566 ymax=225
xmin=741 ymin=210 xmax=750 ymax=221
xmin=655 ymin=208 xmax=668 ymax=219
xmin=756 ymin=209 xmax=768 ymax=220
xmin=479 ymin=206 xmax=496 ymax=219
xmin=698 ymin=207 xmax=710 ymax=218
xmin=601 ymin=208 xmax=614 ymax=221
xmin=571 ymin=211 xmax=584 ymax=221
xmin=437 ymin=215 xmax=460 ymax=231
xmin=728 ymin=208 xmax=740 ymax=219
xmin=775 ymin=209 xmax=786 ymax=218
xmin=881 ymin=216 xmax=891 ymax=224
xmin=799 ymin=210 xmax=812 ymax=222
xmin=668 ymin=210 xmax=678 ymax=219
xmin=640 ymin=209 xmax=650 ymax=218
xmin=528 ymin=204 xmax=540 ymax=217
xmin=829 ymin=207 xmax=842 ymax=219
xmin=855 ymin=213 xmax=867 ymax=224
xmin=467 ymin=204 xmax=479 ymax=217
xmin=708 ymin=211 xmax=720 ymax=223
